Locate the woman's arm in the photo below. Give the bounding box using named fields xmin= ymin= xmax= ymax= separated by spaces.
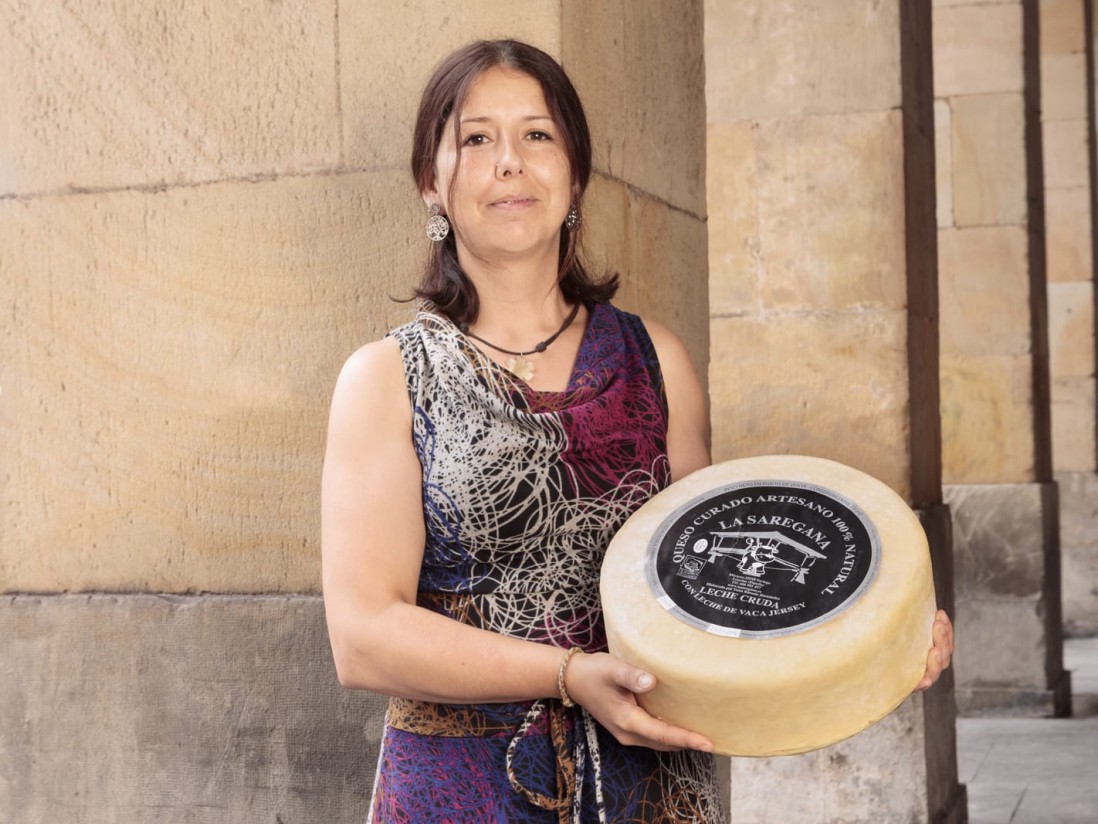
xmin=320 ymin=336 xmax=713 ymax=751
xmin=644 ymin=319 xmax=711 ymax=481
xmin=321 ymin=337 xmax=561 ymax=702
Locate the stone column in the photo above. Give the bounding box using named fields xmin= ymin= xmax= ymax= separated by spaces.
xmin=934 ymin=0 xmax=1071 ymax=716
xmin=705 ymin=2 xmax=964 ymax=822
xmin=1042 ymin=0 xmax=1098 ymax=637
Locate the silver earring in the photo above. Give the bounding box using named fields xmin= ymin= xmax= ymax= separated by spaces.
xmin=426 ymin=204 xmax=450 ymax=242
xmin=565 ymin=205 xmax=581 ymax=230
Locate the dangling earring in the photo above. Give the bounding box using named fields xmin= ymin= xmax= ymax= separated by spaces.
xmin=426 ymin=203 xmax=450 ymax=242
xmin=565 ymin=205 xmax=581 ymax=230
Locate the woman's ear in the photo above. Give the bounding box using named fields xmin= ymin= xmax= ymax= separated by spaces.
xmin=420 ymin=184 xmax=439 ymax=211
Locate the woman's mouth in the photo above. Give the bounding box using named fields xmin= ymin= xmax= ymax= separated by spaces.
xmin=491 ymin=197 xmax=536 ymax=208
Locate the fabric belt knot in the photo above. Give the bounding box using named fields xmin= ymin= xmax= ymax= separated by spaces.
xmin=505 ymin=700 xmax=608 ymax=824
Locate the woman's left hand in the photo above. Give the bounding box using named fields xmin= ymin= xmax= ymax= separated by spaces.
xmin=914 ymin=609 xmax=954 ymax=691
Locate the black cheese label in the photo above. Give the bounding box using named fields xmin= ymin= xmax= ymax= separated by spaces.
xmin=646 ymin=480 xmax=880 ymax=637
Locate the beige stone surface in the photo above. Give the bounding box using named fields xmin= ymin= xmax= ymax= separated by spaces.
xmin=707 ymin=121 xmax=761 ymax=318
xmin=1046 ymin=186 xmax=1095 ymax=282
xmin=1048 ymin=282 xmax=1096 ymax=377
xmin=938 ymin=225 xmax=1032 ymax=357
xmin=1058 ymin=472 xmax=1098 ymax=629
xmin=727 ymin=697 xmax=929 ymax=823
xmin=709 ymin=311 xmax=913 ymax=500
xmin=585 ymin=175 xmax=709 ymax=378
xmin=1039 ymin=0 xmax=1086 ymax=55
xmin=0 ymin=0 xmax=339 ymax=196
xmin=950 ymin=92 xmax=1028 ymax=227
xmin=341 ymin=1 xmax=561 ymax=174
xmin=1052 ymin=377 xmax=1097 ymax=471
xmin=1 ymin=594 xmax=387 ymax=824
xmin=941 ymin=354 xmax=1036 ymax=483
xmin=936 ymin=100 xmax=955 ymax=229
xmin=1042 ymin=119 xmax=1090 ymax=190
xmin=752 ymin=111 xmax=908 ymax=313
xmin=0 ymin=171 xmax=420 ymax=592
xmin=704 ymin=0 xmax=902 ymax=123
xmin=563 ymin=0 xmax=705 ymax=216
xmin=1041 ymin=53 xmax=1089 ymax=122
xmin=932 ymin=2 xmax=1024 ymax=98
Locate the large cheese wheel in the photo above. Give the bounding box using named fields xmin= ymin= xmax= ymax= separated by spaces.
xmin=600 ymin=455 xmax=936 ymax=757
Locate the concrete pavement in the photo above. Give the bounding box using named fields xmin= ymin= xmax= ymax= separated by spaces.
xmin=957 ymin=637 xmax=1098 ymax=823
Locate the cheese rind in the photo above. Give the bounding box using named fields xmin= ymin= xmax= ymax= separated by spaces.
xmin=600 ymin=455 xmax=936 ymax=757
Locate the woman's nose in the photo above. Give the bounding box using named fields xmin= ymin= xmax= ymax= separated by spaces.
xmin=494 ymin=139 xmax=524 ymax=178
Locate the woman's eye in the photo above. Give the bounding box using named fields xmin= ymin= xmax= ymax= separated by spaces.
xmin=462 ymin=133 xmax=488 ymax=146
xmin=528 ymin=130 xmax=553 ymax=141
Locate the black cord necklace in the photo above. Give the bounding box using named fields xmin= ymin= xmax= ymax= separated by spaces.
xmin=460 ymin=302 xmax=581 ymax=381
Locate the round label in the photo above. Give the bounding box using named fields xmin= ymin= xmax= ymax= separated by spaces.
xmin=645 ymin=480 xmax=880 ymax=638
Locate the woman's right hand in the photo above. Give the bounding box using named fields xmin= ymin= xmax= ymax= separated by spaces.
xmin=562 ymin=651 xmax=714 ymax=753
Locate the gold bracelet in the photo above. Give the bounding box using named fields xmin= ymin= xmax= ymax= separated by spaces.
xmin=557 ymin=646 xmax=582 ymax=708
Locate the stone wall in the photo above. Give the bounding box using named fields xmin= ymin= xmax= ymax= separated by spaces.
xmin=1 ymin=2 xmax=711 ymax=820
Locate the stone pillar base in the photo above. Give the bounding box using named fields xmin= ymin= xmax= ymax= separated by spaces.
xmin=1057 ymin=471 xmax=1098 ymax=637
xmin=956 ymin=671 xmax=1073 ymax=718
xmin=725 ymin=503 xmax=964 ymax=824
xmin=945 ymin=481 xmax=1071 ymax=717
xmin=1 ymin=594 xmax=387 ymax=824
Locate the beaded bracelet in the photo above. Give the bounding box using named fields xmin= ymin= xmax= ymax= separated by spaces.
xmin=557 ymin=646 xmax=582 ymax=708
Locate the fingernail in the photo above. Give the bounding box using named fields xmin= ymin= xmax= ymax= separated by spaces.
xmin=637 ymin=674 xmax=654 ymax=690
xmin=699 ymin=742 xmax=714 ymax=753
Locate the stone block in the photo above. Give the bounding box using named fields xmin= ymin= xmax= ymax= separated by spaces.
xmin=0 ymin=594 xmax=387 ymax=824
xmin=932 ymin=3 xmax=1024 ymax=97
xmin=585 ymin=174 xmax=710 ymax=382
xmin=936 ymin=100 xmax=955 ymax=229
xmin=1046 ymin=186 xmax=1095 ymax=282
xmin=950 ymin=93 xmax=1028 ymax=227
xmin=707 ymin=121 xmax=760 ymax=317
xmin=726 ymin=696 xmax=931 ymax=823
xmin=563 ymin=0 xmax=706 ymax=216
xmin=1058 ymin=471 xmax=1098 ymax=635
xmin=1052 ymin=376 xmax=1097 ymax=472
xmin=948 ymin=484 xmax=1048 ymax=600
xmin=938 ymin=226 xmax=1032 ymax=357
xmin=753 ymin=111 xmax=908 ymax=313
xmin=704 ymin=0 xmax=902 ymax=123
xmin=0 ymin=0 xmax=339 ymax=196
xmin=1039 ymin=0 xmax=1086 ymax=55
xmin=709 ymin=311 xmax=912 ymax=500
xmin=941 ymin=354 xmax=1036 ymax=484
xmin=1040 ymin=53 xmax=1089 ymax=122
xmin=944 ymin=482 xmax=1068 ymax=714
xmin=0 ymin=170 xmax=420 ymax=592
xmin=1042 ymin=119 xmax=1090 ymax=190
xmin=341 ymin=1 xmax=561 ymax=174
xmin=1048 ymin=281 xmax=1095 ymax=377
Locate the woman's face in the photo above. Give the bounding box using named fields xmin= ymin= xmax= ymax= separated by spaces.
xmin=425 ymin=65 xmax=573 ymax=265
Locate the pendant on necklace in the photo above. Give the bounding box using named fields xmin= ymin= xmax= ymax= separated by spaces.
xmin=506 ymin=354 xmax=536 ymax=382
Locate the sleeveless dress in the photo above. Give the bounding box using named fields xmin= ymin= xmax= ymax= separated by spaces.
xmin=368 ymin=301 xmax=724 ymax=824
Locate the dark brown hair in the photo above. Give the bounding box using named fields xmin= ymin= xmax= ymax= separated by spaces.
xmin=410 ymin=39 xmax=618 ymax=324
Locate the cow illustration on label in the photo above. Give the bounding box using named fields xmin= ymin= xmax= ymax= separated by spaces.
xmin=698 ymin=531 xmax=827 ymax=584
xmin=648 ymin=481 xmax=881 ymax=638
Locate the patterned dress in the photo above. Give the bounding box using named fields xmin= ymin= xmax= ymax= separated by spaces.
xmin=368 ymin=301 xmax=724 ymax=824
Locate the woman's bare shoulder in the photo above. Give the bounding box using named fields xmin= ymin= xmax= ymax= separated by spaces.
xmin=329 ymin=336 xmax=410 ymax=435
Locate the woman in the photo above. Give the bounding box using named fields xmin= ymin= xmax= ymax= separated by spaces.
xmin=322 ymin=39 xmax=953 ymax=823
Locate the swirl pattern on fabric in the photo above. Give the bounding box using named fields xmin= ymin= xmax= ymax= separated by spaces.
xmin=368 ymin=301 xmax=724 ymax=823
